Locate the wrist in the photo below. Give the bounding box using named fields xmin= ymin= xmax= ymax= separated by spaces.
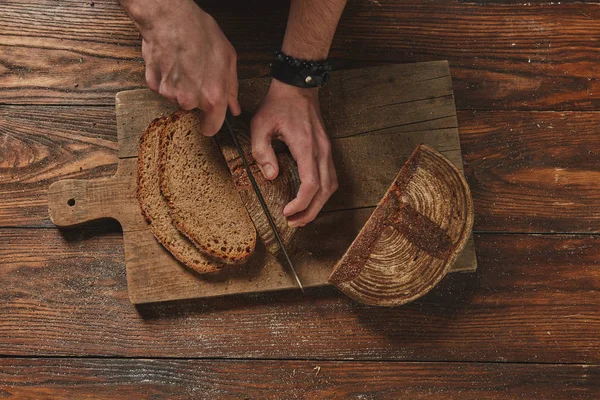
xmin=269 ymin=78 xmax=319 ymax=101
xmin=281 ymin=42 xmax=329 ymax=61
xmin=270 ymin=50 xmax=331 ymax=89
xmin=121 ymin=0 xmax=203 ymax=33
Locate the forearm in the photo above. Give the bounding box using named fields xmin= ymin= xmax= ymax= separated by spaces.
xmin=282 ymin=0 xmax=347 ymax=60
xmin=120 ymin=0 xmax=203 ymax=30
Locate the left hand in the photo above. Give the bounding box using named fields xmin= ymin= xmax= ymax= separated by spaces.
xmin=250 ymin=79 xmax=338 ymax=227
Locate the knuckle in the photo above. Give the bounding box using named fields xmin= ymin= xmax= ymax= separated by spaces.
xmin=304 ymin=178 xmax=319 ymax=192
xmin=251 ymin=147 xmax=270 ymax=161
xmin=158 ymin=82 xmax=172 ymax=97
xmin=319 ymin=137 xmax=332 ymax=154
xmin=177 ymin=93 xmax=197 ymax=110
xmin=179 ymin=102 xmax=193 ymax=111
xmin=145 ymin=73 xmax=159 ymax=92
xmin=322 ymin=179 xmax=338 ymax=195
xmin=201 ymin=85 xmax=226 ymax=110
xmin=299 ymin=134 xmax=315 ymax=152
xmin=147 ymin=79 xmax=159 ymax=92
xmin=331 ymin=180 xmax=339 ymax=193
xmin=201 ymin=95 xmax=216 ymax=111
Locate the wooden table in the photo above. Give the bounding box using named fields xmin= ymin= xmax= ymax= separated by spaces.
xmin=1 ymin=0 xmax=599 ymax=398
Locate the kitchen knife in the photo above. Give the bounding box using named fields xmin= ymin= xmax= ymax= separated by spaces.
xmin=222 ymin=110 xmax=304 ymax=292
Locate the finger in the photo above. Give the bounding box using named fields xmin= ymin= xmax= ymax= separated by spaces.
xmin=158 ymin=79 xmax=177 ymax=103
xmin=283 ymin=134 xmax=319 ymax=217
xmin=250 ymin=116 xmax=279 ymax=180
xmin=145 ymin=66 xmax=161 ymax=93
xmin=198 ymin=92 xmax=228 ymax=137
xmin=288 ymin=138 xmax=337 ymax=226
xmin=228 ymin=66 xmax=241 ymax=116
xmin=175 ymin=90 xmax=199 ymax=111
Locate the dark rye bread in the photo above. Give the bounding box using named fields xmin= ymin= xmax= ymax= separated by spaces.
xmin=136 ymin=116 xmax=224 ymax=274
xmin=329 ymin=144 xmax=474 ymax=307
xmin=159 ymin=110 xmax=257 ymax=265
xmin=215 ymin=120 xmax=300 ymax=255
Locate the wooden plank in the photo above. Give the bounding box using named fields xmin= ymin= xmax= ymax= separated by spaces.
xmin=460 ymin=111 xmax=600 ymax=232
xmin=0 ymin=106 xmax=118 ymax=227
xmin=103 ymin=65 xmax=473 ymax=303
xmin=116 ymin=64 xmax=464 ymax=212
xmin=2 ymin=0 xmax=600 ymax=109
xmin=11 ymin=62 xmax=477 ymax=304
xmin=117 ymin=61 xmax=458 ymax=154
xmin=1 ymin=229 xmax=598 ymax=362
xmin=47 ymin=175 xmax=473 ymax=304
xmin=0 ymin=358 xmax=597 ymax=400
xmin=5 ymin=108 xmax=600 ymax=233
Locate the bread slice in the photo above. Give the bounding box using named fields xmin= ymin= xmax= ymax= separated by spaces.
xmin=159 ymin=110 xmax=257 ymax=265
xmin=329 ymin=144 xmax=474 ymax=307
xmin=136 ymin=116 xmax=224 ymax=274
xmin=215 ymin=118 xmax=300 ymax=255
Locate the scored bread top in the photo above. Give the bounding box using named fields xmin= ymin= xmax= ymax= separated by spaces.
xmin=328 ymin=144 xmax=474 ymax=307
xmin=136 ymin=116 xmax=224 ymax=274
xmin=159 ymin=110 xmax=257 ymax=265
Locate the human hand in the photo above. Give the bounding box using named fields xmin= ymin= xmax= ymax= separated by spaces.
xmin=123 ymin=0 xmax=240 ymax=135
xmin=250 ymin=79 xmax=338 ymax=227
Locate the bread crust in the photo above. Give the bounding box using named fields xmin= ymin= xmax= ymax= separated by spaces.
xmin=136 ymin=115 xmax=225 ymax=274
xmin=329 ymin=144 xmax=474 ymax=307
xmin=158 ymin=110 xmax=257 ymax=265
xmin=215 ymin=120 xmax=300 ymax=255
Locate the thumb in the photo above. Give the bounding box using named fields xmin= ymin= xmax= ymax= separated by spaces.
xmin=250 ymin=117 xmax=279 ymax=180
xmin=228 ymin=67 xmax=242 ymax=116
xmin=199 ymin=100 xmax=227 ymax=137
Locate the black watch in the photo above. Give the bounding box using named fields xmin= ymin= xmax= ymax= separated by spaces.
xmin=270 ymin=50 xmax=331 ymax=89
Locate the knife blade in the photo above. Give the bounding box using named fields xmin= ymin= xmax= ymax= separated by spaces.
xmin=222 ymin=110 xmax=304 ymax=292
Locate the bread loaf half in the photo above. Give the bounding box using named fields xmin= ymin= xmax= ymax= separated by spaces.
xmin=329 ymin=144 xmax=474 ymax=307
xmin=159 ymin=110 xmax=257 ymax=265
xmin=136 ymin=116 xmax=224 ymax=273
xmin=215 ymin=119 xmax=300 ymax=255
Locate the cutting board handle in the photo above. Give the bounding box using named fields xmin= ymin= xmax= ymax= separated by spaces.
xmin=48 ymin=177 xmax=129 ymax=227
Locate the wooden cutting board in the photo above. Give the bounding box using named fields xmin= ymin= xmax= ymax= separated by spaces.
xmin=48 ymin=61 xmax=477 ymax=304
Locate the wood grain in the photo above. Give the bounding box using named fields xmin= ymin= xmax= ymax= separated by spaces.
xmin=330 ymin=145 xmax=474 ymax=307
xmin=1 ymin=229 xmax=598 ymax=362
xmin=2 ymin=0 xmax=600 ymax=110
xmin=460 ymin=111 xmax=600 ymax=232
xmin=118 ymin=62 xmax=465 ymax=212
xmin=47 ymin=159 xmax=473 ymax=304
xmin=0 ymin=105 xmax=118 ymax=227
xmin=3 ymin=0 xmax=599 ymax=391
xmin=0 ymin=358 xmax=596 ymax=400
xmin=5 ymin=107 xmax=600 ymax=234
xmin=18 ymin=62 xmax=477 ymax=304
xmin=83 ymin=63 xmax=474 ymax=304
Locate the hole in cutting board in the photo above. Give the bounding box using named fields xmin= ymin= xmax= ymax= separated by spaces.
xmin=67 ymin=198 xmax=76 ymax=207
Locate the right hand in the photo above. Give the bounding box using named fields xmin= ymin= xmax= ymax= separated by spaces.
xmin=124 ymin=0 xmax=241 ymax=135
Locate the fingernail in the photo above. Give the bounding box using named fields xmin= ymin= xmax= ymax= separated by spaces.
xmin=262 ymin=164 xmax=275 ymax=179
xmin=288 ymin=220 xmax=299 ymax=228
xmin=283 ymin=204 xmax=292 ymax=217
